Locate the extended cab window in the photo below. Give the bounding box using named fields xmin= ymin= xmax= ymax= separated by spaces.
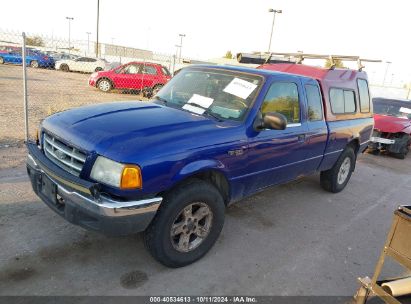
xmin=357 ymin=79 xmax=370 ymax=112
xmin=262 ymin=82 xmax=300 ymax=124
xmin=305 ymin=84 xmax=323 ymax=121
xmin=330 ymin=88 xmax=356 ymax=114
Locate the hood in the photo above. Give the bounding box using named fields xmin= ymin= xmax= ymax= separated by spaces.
xmin=374 ymin=114 xmax=411 ymax=133
xmin=42 ymin=102 xmax=235 ymax=163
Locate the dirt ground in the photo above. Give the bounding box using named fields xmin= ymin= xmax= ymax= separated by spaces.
xmin=0 ymin=64 xmax=143 ymax=146
xmin=0 ymin=149 xmax=410 ymax=296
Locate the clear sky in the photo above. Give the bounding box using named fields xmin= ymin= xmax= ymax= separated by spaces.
xmin=1 ymin=0 xmax=410 ymax=85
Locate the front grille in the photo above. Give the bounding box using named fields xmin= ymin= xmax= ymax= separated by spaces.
xmin=43 ymin=133 xmax=86 ymax=176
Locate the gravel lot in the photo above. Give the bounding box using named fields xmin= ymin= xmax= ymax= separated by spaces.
xmin=0 ymin=63 xmax=410 ymax=297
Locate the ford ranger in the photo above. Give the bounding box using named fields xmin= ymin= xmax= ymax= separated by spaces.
xmin=27 ymin=63 xmax=373 ymax=267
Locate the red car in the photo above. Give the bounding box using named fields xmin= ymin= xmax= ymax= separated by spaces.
xmin=89 ymin=61 xmax=171 ymax=96
xmin=369 ymin=97 xmax=411 ymax=159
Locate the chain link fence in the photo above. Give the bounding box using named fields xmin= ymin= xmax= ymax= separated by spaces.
xmin=0 ymin=29 xmax=196 ymax=146
xmin=2 ymin=29 xmax=410 ymax=148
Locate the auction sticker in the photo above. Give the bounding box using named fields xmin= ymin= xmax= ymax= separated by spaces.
xmin=182 ymin=94 xmax=214 ymax=114
xmin=223 ymin=78 xmax=257 ymax=99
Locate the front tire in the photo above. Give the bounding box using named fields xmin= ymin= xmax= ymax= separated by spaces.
xmin=144 ymin=179 xmax=225 ymax=268
xmin=30 ymin=60 xmax=39 ymax=68
xmin=320 ymin=146 xmax=355 ymax=193
xmin=97 ymin=79 xmax=112 ymax=92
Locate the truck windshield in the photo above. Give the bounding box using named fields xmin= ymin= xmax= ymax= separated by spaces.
xmin=374 ymin=101 xmax=411 ymax=119
xmin=154 ymin=67 xmax=263 ymax=121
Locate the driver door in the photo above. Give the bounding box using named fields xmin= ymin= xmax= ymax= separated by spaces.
xmin=112 ymin=63 xmax=142 ymax=89
xmin=245 ymin=78 xmax=308 ymax=194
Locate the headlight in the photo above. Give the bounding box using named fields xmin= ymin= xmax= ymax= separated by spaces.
xmin=90 ymin=156 xmax=142 ymax=189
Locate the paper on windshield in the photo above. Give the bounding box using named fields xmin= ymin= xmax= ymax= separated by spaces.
xmin=223 ymin=78 xmax=257 ymax=99
xmin=400 ymin=107 xmax=411 ymax=114
xmin=182 ymin=94 xmax=214 ymax=114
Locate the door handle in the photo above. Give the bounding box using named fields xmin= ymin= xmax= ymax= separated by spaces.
xmin=298 ymin=134 xmax=306 ymax=142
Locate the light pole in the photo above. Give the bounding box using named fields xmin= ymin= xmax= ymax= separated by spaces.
xmin=175 ymin=44 xmax=181 ymax=60
xmin=66 ymin=17 xmax=74 ymax=54
xmin=382 ymin=61 xmax=392 ymax=86
xmin=86 ymin=32 xmax=91 ymax=54
xmin=96 ymin=0 xmax=100 ymax=57
xmin=267 ymin=9 xmax=282 ymax=53
xmin=178 ymin=33 xmax=186 ymax=62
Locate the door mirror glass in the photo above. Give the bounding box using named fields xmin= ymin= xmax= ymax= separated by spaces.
xmin=262 ymin=112 xmax=287 ymax=130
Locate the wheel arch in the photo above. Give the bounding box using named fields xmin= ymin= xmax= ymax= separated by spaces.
xmin=347 ymin=137 xmax=360 ymax=154
xmin=97 ymin=77 xmax=115 ymax=89
xmin=160 ymin=161 xmax=231 ymax=205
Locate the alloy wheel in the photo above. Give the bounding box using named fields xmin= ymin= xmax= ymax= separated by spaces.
xmin=170 ymin=202 xmax=213 ymax=253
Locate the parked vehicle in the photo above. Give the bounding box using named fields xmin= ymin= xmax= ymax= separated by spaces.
xmin=368 ymin=97 xmax=411 ymax=158
xmin=88 ymin=61 xmax=171 ymax=95
xmin=27 ymin=63 xmax=373 ymax=267
xmin=0 ymin=45 xmax=20 ymax=54
xmin=0 ymin=49 xmax=55 ymax=68
xmin=50 ymin=52 xmax=79 ymax=62
xmin=55 ymin=56 xmax=107 ymax=73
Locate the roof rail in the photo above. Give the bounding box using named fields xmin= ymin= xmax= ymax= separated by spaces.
xmin=237 ymin=52 xmax=381 ymax=71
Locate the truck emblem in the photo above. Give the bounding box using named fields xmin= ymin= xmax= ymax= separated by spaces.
xmin=55 ymin=150 xmax=66 ymax=160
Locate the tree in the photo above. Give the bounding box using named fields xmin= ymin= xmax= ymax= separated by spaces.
xmin=26 ymin=36 xmax=45 ymax=47
xmin=324 ymin=58 xmax=345 ymax=68
xmin=224 ymin=51 xmax=234 ymax=59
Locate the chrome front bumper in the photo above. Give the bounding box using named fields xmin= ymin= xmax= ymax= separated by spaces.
xmin=26 ymin=144 xmax=162 ymax=235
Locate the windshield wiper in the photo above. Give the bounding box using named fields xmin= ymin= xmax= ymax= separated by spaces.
xmin=153 ymin=96 xmax=168 ymax=104
xmin=203 ymin=109 xmax=223 ymax=122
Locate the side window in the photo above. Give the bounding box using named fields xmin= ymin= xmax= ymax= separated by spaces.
xmin=142 ymin=65 xmax=157 ymax=75
xmin=262 ymin=82 xmax=300 ymax=124
xmin=305 ymin=84 xmax=323 ymax=121
xmin=123 ymin=64 xmax=140 ymax=74
xmin=357 ymin=79 xmax=370 ymax=112
xmin=330 ymin=88 xmax=356 ymax=114
xmin=344 ymin=90 xmax=356 ymax=113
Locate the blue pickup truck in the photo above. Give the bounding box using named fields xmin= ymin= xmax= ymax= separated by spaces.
xmin=27 ymin=63 xmax=373 ymax=267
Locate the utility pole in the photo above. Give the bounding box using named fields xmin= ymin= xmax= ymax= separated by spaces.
xmin=382 ymin=61 xmax=392 ymax=86
xmin=178 ymin=33 xmax=186 ymax=63
xmin=96 ymin=0 xmax=100 ymax=57
xmin=66 ymin=17 xmax=74 ymax=54
xmin=86 ymin=32 xmax=91 ymax=54
xmin=267 ymin=9 xmax=282 ymax=53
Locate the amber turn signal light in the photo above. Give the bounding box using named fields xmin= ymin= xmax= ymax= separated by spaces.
xmin=120 ymin=166 xmax=142 ymax=189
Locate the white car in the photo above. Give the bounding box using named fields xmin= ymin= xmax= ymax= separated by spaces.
xmin=55 ymin=57 xmax=107 ymax=73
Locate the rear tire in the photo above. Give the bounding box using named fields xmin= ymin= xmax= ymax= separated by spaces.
xmin=144 ymin=179 xmax=225 ymax=268
xmin=30 ymin=60 xmax=39 ymax=68
xmin=60 ymin=64 xmax=69 ymax=72
xmin=97 ymin=78 xmax=112 ymax=92
xmin=320 ymin=146 xmax=355 ymax=193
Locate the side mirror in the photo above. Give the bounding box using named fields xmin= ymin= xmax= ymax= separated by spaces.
xmin=254 ymin=112 xmax=287 ymax=131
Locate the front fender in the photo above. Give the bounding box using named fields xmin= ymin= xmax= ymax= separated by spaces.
xmin=172 ymin=159 xmax=227 ymax=183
